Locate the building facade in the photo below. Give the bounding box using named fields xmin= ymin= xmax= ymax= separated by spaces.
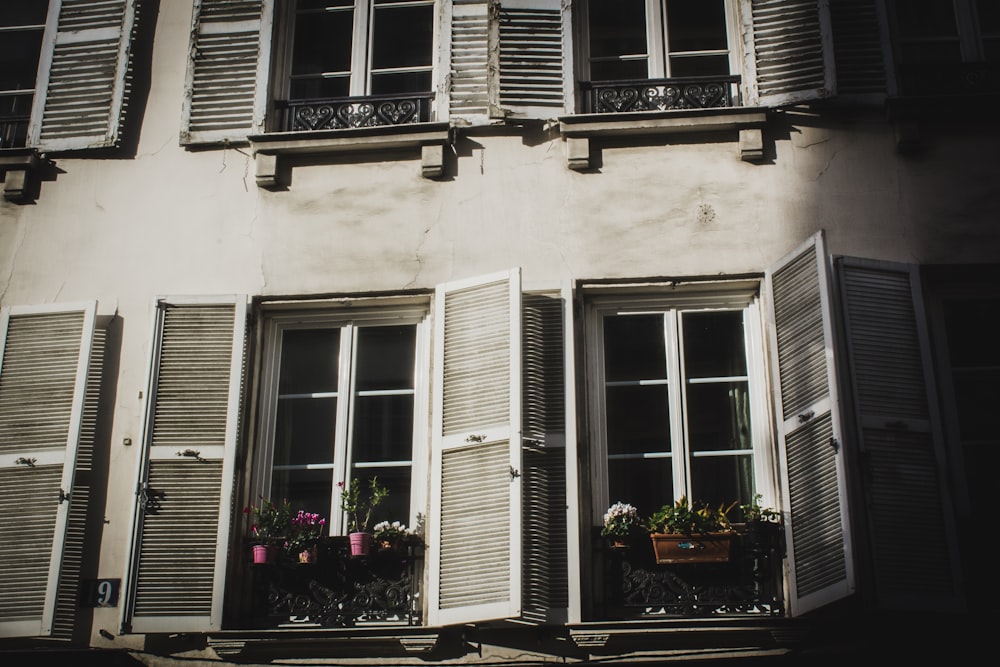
xmin=1 ymin=0 xmax=997 ymax=664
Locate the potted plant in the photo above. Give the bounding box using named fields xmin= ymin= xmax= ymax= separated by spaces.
xmin=600 ymin=501 xmax=640 ymax=548
xmin=372 ymin=519 xmax=424 ymax=554
xmin=244 ymin=497 xmax=291 ymax=564
xmin=646 ymin=495 xmax=737 ymax=564
xmin=286 ymin=509 xmax=326 ymax=563
xmin=739 ymin=493 xmax=781 ymax=524
xmin=338 ymin=476 xmax=389 ymax=556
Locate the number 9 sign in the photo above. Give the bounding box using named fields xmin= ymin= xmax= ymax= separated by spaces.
xmin=81 ymin=579 xmax=120 ymax=607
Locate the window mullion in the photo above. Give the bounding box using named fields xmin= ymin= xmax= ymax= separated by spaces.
xmin=333 ymin=324 xmax=357 ymax=531
xmin=648 ymin=0 xmax=667 ymax=77
xmin=664 ymin=310 xmax=687 ymax=499
xmin=351 ymin=0 xmax=371 ymax=96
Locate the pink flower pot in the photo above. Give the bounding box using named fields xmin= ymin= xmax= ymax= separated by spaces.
xmin=252 ymin=544 xmax=276 ymax=564
xmin=349 ymin=532 xmax=371 ymax=556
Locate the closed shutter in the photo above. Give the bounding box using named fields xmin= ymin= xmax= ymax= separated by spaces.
xmin=428 ymin=270 xmax=522 ymax=626
xmin=828 ymin=0 xmax=890 ymax=96
xmin=496 ymin=0 xmax=566 ymax=119
xmin=743 ymin=0 xmax=836 ymax=107
xmin=0 ymin=302 xmax=97 ymax=638
xmin=180 ymin=0 xmax=274 ymax=145
xmin=124 ymin=297 xmax=247 ymax=633
xmin=765 ymin=232 xmax=854 ymax=616
xmin=520 ymin=288 xmax=572 ymax=624
xmin=30 ymin=0 xmax=137 ymax=151
xmin=837 ymin=258 xmax=964 ymax=611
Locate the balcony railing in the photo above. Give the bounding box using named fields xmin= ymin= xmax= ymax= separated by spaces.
xmin=243 ymin=537 xmax=423 ymax=628
xmin=583 ymin=76 xmax=742 ymax=114
xmin=598 ymin=522 xmax=785 ymax=619
xmin=277 ymin=94 xmax=434 ymax=132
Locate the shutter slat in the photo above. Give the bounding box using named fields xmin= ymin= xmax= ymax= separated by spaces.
xmin=497 ymin=6 xmax=564 ymax=113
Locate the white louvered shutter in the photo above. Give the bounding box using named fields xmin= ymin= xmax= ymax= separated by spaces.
xmin=429 ymin=270 xmax=523 ymax=626
xmin=447 ymin=0 xmax=492 ymax=121
xmin=0 ymin=302 xmax=97 ymax=638
xmin=125 ymin=297 xmax=247 ymax=633
xmin=496 ymin=0 xmax=566 ymax=119
xmin=827 ymin=0 xmax=890 ymax=97
xmin=765 ymin=232 xmax=854 ymax=617
xmin=742 ymin=0 xmax=836 ymax=107
xmin=837 ymin=258 xmax=964 ymax=611
xmin=29 ymin=0 xmax=137 ymax=151
xmin=520 ymin=288 xmax=572 ymax=624
xmin=180 ymin=0 xmax=274 ymax=145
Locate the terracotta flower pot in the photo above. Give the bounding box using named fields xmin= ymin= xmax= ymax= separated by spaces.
xmin=650 ymin=532 xmax=734 ymax=564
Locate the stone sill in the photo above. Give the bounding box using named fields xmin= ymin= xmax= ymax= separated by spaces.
xmin=207 ymin=627 xmax=440 ymax=660
xmin=558 ymin=107 xmax=769 ymax=169
xmin=248 ymin=122 xmax=451 ymax=187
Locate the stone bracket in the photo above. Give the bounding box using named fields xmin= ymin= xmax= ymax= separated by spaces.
xmin=0 ymin=149 xmax=43 ymax=203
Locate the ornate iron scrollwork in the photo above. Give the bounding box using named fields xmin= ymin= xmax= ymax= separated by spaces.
xmin=284 ymin=95 xmax=431 ymax=132
xmin=588 ymin=76 xmax=740 ymax=114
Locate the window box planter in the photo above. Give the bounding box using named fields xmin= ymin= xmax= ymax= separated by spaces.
xmin=649 ymin=532 xmax=734 ymax=565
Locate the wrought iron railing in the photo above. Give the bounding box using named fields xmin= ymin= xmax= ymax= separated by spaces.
xmin=278 ymin=94 xmax=434 ymax=132
xmin=599 ymin=522 xmax=784 ymax=618
xmin=0 ymin=113 xmax=30 ymax=149
xmin=245 ymin=537 xmax=423 ymax=628
xmin=583 ymin=76 xmax=742 ymax=114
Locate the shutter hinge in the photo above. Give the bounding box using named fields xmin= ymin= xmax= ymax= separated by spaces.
xmin=59 ymin=488 xmax=70 ymax=504
xmin=510 ymin=466 xmax=520 ymax=481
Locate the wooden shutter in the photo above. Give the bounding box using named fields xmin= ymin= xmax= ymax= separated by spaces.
xmin=447 ymin=0 xmax=492 ymax=121
xmin=180 ymin=0 xmax=274 ymax=145
xmin=496 ymin=0 xmax=566 ymax=119
xmin=520 ymin=287 xmax=573 ymax=624
xmin=0 ymin=302 xmax=97 ymax=638
xmin=828 ymin=0 xmax=890 ymax=97
xmin=428 ymin=270 xmax=522 ymax=626
xmin=743 ymin=0 xmax=836 ymax=106
xmin=765 ymin=232 xmax=854 ymax=616
xmin=837 ymin=258 xmax=964 ymax=611
xmin=124 ymin=297 xmax=247 ymax=633
xmin=30 ymin=0 xmax=137 ymax=151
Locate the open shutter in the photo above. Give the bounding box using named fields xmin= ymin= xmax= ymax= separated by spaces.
xmin=827 ymin=0 xmax=890 ymax=97
xmin=837 ymin=258 xmax=964 ymax=611
xmin=446 ymin=0 xmax=492 ymax=122
xmin=124 ymin=297 xmax=247 ymax=633
xmin=765 ymin=232 xmax=854 ymax=616
xmin=428 ymin=270 xmax=522 ymax=626
xmin=743 ymin=0 xmax=836 ymax=107
xmin=0 ymin=302 xmax=97 ymax=638
xmin=496 ymin=0 xmax=567 ymax=119
xmin=180 ymin=0 xmax=273 ymax=145
xmin=30 ymin=0 xmax=137 ymax=151
xmin=520 ymin=286 xmax=574 ymax=624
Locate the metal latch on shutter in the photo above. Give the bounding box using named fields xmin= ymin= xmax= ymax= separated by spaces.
xmin=59 ymin=488 xmax=70 ymax=504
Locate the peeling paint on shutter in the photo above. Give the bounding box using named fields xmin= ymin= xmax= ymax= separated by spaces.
xmin=497 ymin=0 xmax=565 ymax=119
xmin=126 ymin=298 xmax=247 ymax=633
xmin=180 ymin=0 xmax=273 ymax=145
xmin=429 ymin=270 xmax=522 ymax=626
xmin=449 ymin=1 xmax=493 ymax=121
xmin=828 ymin=0 xmax=889 ymax=96
xmin=0 ymin=303 xmax=97 ymax=638
xmin=837 ymin=259 xmax=964 ymax=611
xmin=766 ymin=232 xmax=854 ymax=616
xmin=32 ymin=0 xmax=137 ymax=151
xmin=744 ymin=0 xmax=835 ymax=106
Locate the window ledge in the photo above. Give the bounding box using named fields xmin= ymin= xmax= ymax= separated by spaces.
xmin=0 ymin=148 xmax=42 ymax=203
xmin=558 ymin=107 xmax=769 ymax=169
xmin=248 ymin=122 xmax=451 ymax=187
xmin=207 ymin=628 xmax=440 ymax=661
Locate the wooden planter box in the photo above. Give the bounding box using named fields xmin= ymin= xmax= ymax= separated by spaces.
xmin=650 ymin=532 xmax=734 ymax=564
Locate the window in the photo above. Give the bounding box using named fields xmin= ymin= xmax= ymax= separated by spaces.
xmin=0 ymin=4 xmax=48 ymax=148
xmin=255 ymin=305 xmax=429 ymax=533
xmin=582 ymin=0 xmax=735 ymax=81
xmin=278 ymin=0 xmax=435 ymax=101
xmin=893 ymin=0 xmax=1000 ymax=64
xmin=587 ymin=289 xmax=768 ymax=521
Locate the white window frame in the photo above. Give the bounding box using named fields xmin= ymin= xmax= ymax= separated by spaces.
xmin=889 ymin=0 xmax=996 ymax=63
xmin=0 ymin=3 xmax=50 ymax=149
xmin=273 ymin=0 xmax=440 ymax=101
xmin=578 ymin=0 xmax=742 ymax=81
xmin=253 ymin=300 xmax=431 ymax=534
xmin=584 ymin=283 xmax=777 ymax=525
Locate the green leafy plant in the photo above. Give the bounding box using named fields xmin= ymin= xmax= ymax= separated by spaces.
xmin=338 ymin=476 xmax=389 ymax=533
xmin=739 ymin=493 xmax=781 ymax=524
xmin=285 ymin=509 xmax=327 ymax=554
xmin=601 ymin=501 xmax=640 ymax=539
xmin=646 ymin=495 xmax=736 ymax=536
xmin=244 ymin=497 xmax=292 ymax=545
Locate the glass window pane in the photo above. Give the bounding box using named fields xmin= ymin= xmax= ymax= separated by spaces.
xmin=351 ymin=394 xmax=414 ymax=462
xmin=682 ymin=310 xmax=747 ymax=379
xmin=686 ymin=382 xmax=752 ymax=452
xmin=279 ymin=329 xmax=340 ymax=394
xmin=669 ymin=54 xmax=730 ymax=77
xmin=370 ymin=71 xmax=432 ymax=95
xmin=371 ymin=4 xmax=433 ymax=71
xmin=351 ymin=467 xmax=411 ymax=527
xmin=273 ymin=397 xmax=337 ymax=466
xmin=589 ymin=0 xmax=648 ymax=76
xmin=666 ymin=0 xmax=729 ymax=53
xmin=355 ymin=325 xmax=416 ymax=390
xmin=589 ymin=59 xmax=650 ymax=82
xmin=0 ymin=30 xmax=43 ymax=91
xmin=1 ymin=5 xmax=49 ymax=27
xmin=291 ymin=9 xmax=354 ymax=77
xmin=604 ymin=314 xmax=666 ymax=382
xmin=943 ymin=298 xmax=1000 ymax=366
xmin=897 ymin=0 xmax=959 ymax=39
xmin=609 ymin=457 xmax=673 ymax=520
xmin=274 ymin=467 xmax=334 ymax=520
xmin=690 ymin=453 xmax=755 ymax=519
xmin=290 ymin=76 xmax=350 ymax=100
xmin=606 ymin=384 xmax=671 ymax=455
